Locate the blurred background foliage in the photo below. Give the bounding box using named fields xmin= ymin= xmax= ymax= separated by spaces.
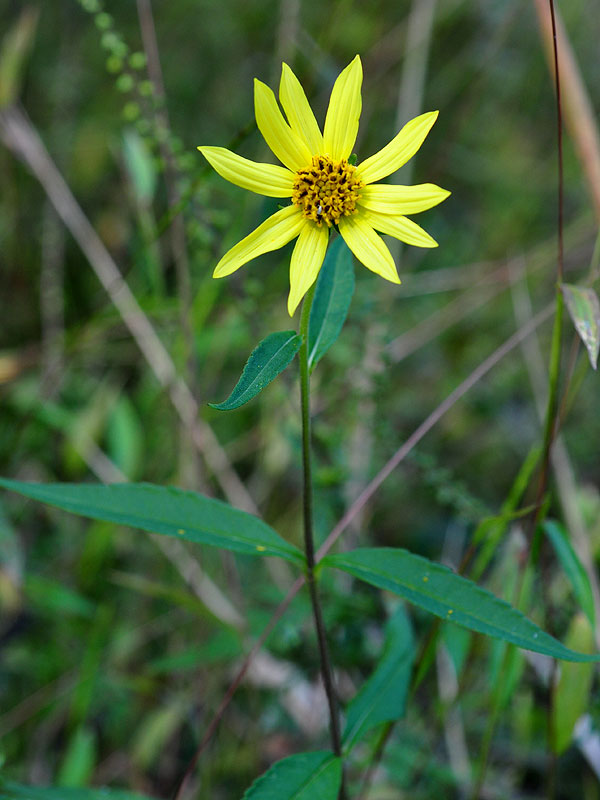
xmin=1 ymin=0 xmax=600 ymax=798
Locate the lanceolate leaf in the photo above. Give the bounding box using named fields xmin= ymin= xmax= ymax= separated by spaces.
xmin=210 ymin=331 xmax=302 ymax=411
xmin=242 ymin=751 xmax=342 ymax=800
xmin=544 ymin=520 xmax=595 ymax=626
xmin=0 ymin=782 xmax=155 ymax=800
xmin=343 ymin=604 xmax=414 ymax=752
xmin=552 ymin=613 xmax=595 ymax=754
xmin=308 ymin=236 xmax=354 ymax=371
xmin=322 ymin=548 xmax=600 ymax=662
xmin=0 ymin=480 xmax=304 ymax=565
xmin=561 ymin=283 xmax=600 ymax=369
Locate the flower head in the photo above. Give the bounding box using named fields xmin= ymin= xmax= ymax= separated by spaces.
xmin=199 ymin=55 xmax=449 ymax=316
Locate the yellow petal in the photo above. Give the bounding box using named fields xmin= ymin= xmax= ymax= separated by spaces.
xmin=199 ymin=146 xmax=294 ymax=197
xmin=358 ymin=183 xmax=450 ymax=215
xmin=356 ymin=111 xmax=439 ymax=185
xmin=323 ymin=55 xmax=362 ymax=161
xmin=338 ymin=215 xmax=400 ymax=284
xmin=254 ymin=79 xmax=312 ymax=172
xmin=360 ymin=208 xmax=438 ymax=247
xmin=279 ymin=63 xmax=324 ymax=156
xmin=213 ymin=205 xmax=304 ymax=279
xmin=288 ymin=222 xmax=329 ymax=315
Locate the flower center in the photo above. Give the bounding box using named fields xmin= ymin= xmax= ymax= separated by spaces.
xmin=292 ymin=155 xmax=363 ymax=228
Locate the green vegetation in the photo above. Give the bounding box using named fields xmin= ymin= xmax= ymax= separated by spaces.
xmin=1 ymin=1 xmax=600 ymax=799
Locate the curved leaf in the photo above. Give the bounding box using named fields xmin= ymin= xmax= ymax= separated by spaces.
xmin=242 ymin=751 xmax=341 ymax=800
xmin=0 ymin=479 xmax=304 ymax=564
xmin=322 ymin=547 xmax=600 ymax=662
xmin=544 ymin=519 xmax=595 ymax=626
xmin=343 ymin=604 xmax=414 ymax=752
xmin=308 ymin=236 xmax=354 ymax=371
xmin=210 ymin=331 xmax=302 ymax=410
xmin=0 ymin=782 xmax=155 ymax=800
xmin=561 ymin=284 xmax=600 ymax=369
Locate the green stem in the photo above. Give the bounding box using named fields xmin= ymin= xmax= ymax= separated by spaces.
xmin=298 ymin=290 xmax=345 ymax=787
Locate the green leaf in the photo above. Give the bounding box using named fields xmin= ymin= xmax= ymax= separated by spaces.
xmin=57 ymin=726 xmax=97 ymax=788
xmin=308 ymin=236 xmax=354 ymax=371
xmin=242 ymin=751 xmax=341 ymax=800
xmin=552 ymin=613 xmax=595 ymax=754
xmin=322 ymin=548 xmax=600 ymax=662
xmin=106 ymin=395 xmax=144 ymax=480
xmin=0 ymin=480 xmax=304 ymax=565
xmin=0 ymin=782 xmax=155 ymax=800
xmin=561 ymin=283 xmax=600 ymax=369
xmin=544 ymin=520 xmax=595 ymax=626
xmin=343 ymin=604 xmax=414 ymax=752
xmin=210 ymin=331 xmax=302 ymax=410
xmin=24 ymin=575 xmax=95 ymax=618
xmin=122 ymin=129 xmax=156 ymax=204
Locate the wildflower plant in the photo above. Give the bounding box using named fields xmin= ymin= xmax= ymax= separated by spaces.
xmin=198 ymin=56 xmax=449 ymax=315
xmin=2 ymin=37 xmax=600 ymax=800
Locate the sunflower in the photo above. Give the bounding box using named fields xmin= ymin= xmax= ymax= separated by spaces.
xmin=199 ymin=55 xmax=449 ymax=315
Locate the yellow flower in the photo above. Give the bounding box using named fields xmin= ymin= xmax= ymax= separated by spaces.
xmin=199 ymin=55 xmax=449 ymax=316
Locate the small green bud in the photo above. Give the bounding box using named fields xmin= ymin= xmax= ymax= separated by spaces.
xmin=94 ymin=12 xmax=112 ymax=30
xmin=116 ymin=74 xmax=134 ymax=93
xmin=80 ymin=0 xmax=101 ymax=12
xmin=129 ymin=52 xmax=146 ymax=70
xmin=138 ymin=80 xmax=154 ymax=97
xmin=100 ymin=31 xmax=118 ymax=50
xmin=106 ymin=55 xmax=123 ymax=74
xmin=122 ymin=101 xmax=140 ymax=121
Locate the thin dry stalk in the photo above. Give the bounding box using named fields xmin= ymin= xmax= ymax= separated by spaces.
xmin=533 ymin=0 xmax=600 ymax=225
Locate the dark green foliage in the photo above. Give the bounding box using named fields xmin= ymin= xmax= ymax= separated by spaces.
xmin=210 ymin=331 xmax=303 ymax=410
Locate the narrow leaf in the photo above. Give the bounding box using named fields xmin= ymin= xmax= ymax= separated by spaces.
xmin=210 ymin=331 xmax=302 ymax=410
xmin=561 ymin=283 xmax=600 ymax=368
xmin=322 ymin=548 xmax=600 ymax=662
xmin=0 ymin=480 xmax=304 ymax=564
xmin=0 ymin=782 xmax=155 ymax=800
xmin=242 ymin=751 xmax=341 ymax=800
xmin=122 ymin=129 xmax=156 ymax=204
xmin=552 ymin=613 xmax=595 ymax=754
xmin=343 ymin=604 xmax=414 ymax=752
xmin=544 ymin=520 xmax=595 ymax=625
xmin=308 ymin=236 xmax=354 ymax=370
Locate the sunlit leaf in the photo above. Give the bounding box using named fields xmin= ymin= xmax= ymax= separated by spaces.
xmin=343 ymin=604 xmax=414 ymax=752
xmin=322 ymin=548 xmax=600 ymax=661
xmin=242 ymin=751 xmax=341 ymax=800
xmin=561 ymin=283 xmax=600 ymax=369
xmin=308 ymin=236 xmax=354 ymax=371
xmin=122 ymin=129 xmax=156 ymax=204
xmin=0 ymin=480 xmax=304 ymax=564
xmin=552 ymin=613 xmax=595 ymax=754
xmin=210 ymin=331 xmax=302 ymax=410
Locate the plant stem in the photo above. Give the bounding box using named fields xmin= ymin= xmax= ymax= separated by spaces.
xmin=299 ymin=291 xmax=345 ymax=787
